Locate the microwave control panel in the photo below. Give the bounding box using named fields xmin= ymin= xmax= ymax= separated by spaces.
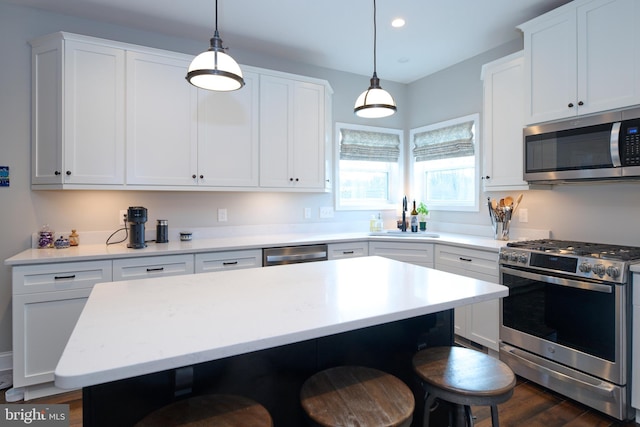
xmin=621 ymin=120 xmax=640 ymax=166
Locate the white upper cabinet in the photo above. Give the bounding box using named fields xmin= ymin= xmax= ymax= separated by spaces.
xmin=481 ymin=51 xmax=531 ymax=191
xmin=197 ymin=70 xmax=259 ymax=187
xmin=259 ymin=75 xmax=327 ymax=190
xmin=126 ymin=50 xmax=198 ymax=186
xmin=31 ymin=33 xmax=125 ymax=188
xmin=30 ymin=33 xmax=332 ymax=192
xmin=519 ymin=0 xmax=640 ymax=124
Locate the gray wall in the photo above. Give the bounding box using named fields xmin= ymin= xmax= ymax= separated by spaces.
xmin=2 ymin=1 xmax=640 ymax=359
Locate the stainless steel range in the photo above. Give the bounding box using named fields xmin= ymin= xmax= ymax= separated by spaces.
xmin=498 ymin=239 xmax=639 ymax=420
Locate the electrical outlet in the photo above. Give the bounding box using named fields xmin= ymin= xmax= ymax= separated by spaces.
xmin=304 ymin=207 xmax=311 ymax=219
xmin=319 ymin=206 xmax=334 ymax=219
xmin=518 ymin=208 xmax=528 ymax=223
xmin=218 ymin=208 xmax=228 ymax=222
xmin=119 ymin=210 xmax=128 ymax=225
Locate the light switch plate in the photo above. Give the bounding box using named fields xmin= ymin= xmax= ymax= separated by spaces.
xmin=319 ymin=206 xmax=334 ymax=218
xmin=304 ymin=208 xmax=311 ymax=219
xmin=218 ymin=208 xmax=228 ymax=222
xmin=518 ymin=208 xmax=528 ymax=223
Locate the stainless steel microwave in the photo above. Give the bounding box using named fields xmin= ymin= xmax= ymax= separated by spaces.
xmin=524 ymin=107 xmax=640 ymax=183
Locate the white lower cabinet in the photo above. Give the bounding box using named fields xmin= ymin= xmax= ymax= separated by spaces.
xmin=11 ymin=260 xmax=112 ymax=399
xmin=368 ymin=241 xmax=434 ymax=268
xmin=195 ymin=250 xmax=262 ymax=273
xmin=327 ymin=242 xmax=369 ymax=260
xmin=113 ymin=254 xmax=194 ymax=281
xmin=434 ymin=244 xmax=500 ymax=351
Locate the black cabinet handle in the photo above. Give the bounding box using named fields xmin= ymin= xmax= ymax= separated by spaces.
xmin=146 ymin=267 xmax=164 ymax=272
xmin=568 ymin=102 xmax=574 ymax=108
xmin=222 ymin=261 xmax=239 ymax=266
xmin=342 ymin=251 xmax=355 ymax=254
xmin=578 ymin=101 xmax=584 ymax=106
xmin=54 ymin=274 xmax=76 ymax=280
xmin=459 ymin=257 xmax=472 ymax=262
xmin=192 ymin=174 xmax=197 ymax=179
xmin=66 ymin=171 xmax=71 ymax=176
xmin=54 ymin=171 xmax=61 ymax=176
xmin=482 ymin=175 xmax=490 ymax=180
xmin=199 ymin=175 xmax=204 ymax=179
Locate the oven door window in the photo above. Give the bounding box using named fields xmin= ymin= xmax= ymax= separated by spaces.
xmin=502 ymin=272 xmax=615 ymax=361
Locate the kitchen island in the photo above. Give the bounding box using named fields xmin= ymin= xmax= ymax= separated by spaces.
xmin=56 ymin=256 xmax=507 ymax=426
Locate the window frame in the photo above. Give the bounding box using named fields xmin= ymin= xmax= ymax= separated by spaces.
xmin=410 ymin=113 xmax=480 ymax=212
xmin=334 ymin=122 xmax=404 ymax=211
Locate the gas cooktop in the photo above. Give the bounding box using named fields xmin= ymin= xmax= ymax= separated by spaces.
xmin=506 ymin=239 xmax=640 ymax=262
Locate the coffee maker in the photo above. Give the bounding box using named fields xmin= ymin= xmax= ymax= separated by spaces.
xmin=127 ymin=206 xmax=147 ymax=249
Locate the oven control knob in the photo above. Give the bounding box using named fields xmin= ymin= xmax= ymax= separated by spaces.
xmin=509 ymin=252 xmax=519 ymax=262
xmin=518 ymin=254 xmax=528 ymax=264
xmin=606 ymin=266 xmax=620 ymax=279
xmin=592 ymin=263 xmax=606 ymax=277
xmin=578 ymin=262 xmax=592 ymax=273
xmin=499 ymin=252 xmax=509 ymax=261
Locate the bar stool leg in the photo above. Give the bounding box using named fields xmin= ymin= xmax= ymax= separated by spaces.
xmin=464 ymin=405 xmax=474 ymax=426
xmin=454 ymin=404 xmax=466 ymax=427
xmin=423 ymin=393 xmax=436 ymax=427
xmin=490 ymin=404 xmax=500 ymax=427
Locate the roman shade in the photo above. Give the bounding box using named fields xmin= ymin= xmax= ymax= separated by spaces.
xmin=340 ymin=129 xmax=400 ymax=162
xmin=413 ymin=120 xmax=474 ymax=162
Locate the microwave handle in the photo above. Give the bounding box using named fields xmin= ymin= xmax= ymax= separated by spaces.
xmin=611 ymin=122 xmax=622 ymax=167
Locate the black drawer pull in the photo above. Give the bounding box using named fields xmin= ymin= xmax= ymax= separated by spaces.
xmin=146 ymin=267 xmax=165 ymax=272
xmin=342 ymin=251 xmax=355 ymax=254
xmin=459 ymin=257 xmax=472 ymax=262
xmin=222 ymin=261 xmax=239 ymax=266
xmin=54 ymin=274 xmax=76 ymax=280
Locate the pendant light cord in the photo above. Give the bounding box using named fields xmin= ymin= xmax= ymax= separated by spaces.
xmin=373 ymin=0 xmax=377 ymax=75
xmin=215 ymin=0 xmax=219 ymax=33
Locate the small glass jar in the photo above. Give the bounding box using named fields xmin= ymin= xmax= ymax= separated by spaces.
xmin=69 ymin=229 xmax=79 ymax=246
xmin=38 ymin=225 xmax=55 ymax=249
xmin=54 ymin=236 xmax=70 ymax=249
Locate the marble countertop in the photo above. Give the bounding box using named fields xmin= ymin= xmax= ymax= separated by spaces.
xmin=5 ymin=231 xmax=510 ymax=266
xmin=54 ymin=256 xmax=508 ymax=389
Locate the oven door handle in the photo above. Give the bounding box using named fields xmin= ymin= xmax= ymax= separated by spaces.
xmin=500 ymin=266 xmax=613 ymax=293
xmin=502 ymin=345 xmax=616 ymax=398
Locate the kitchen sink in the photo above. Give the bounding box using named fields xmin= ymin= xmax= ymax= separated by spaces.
xmin=369 ymin=230 xmax=440 ymax=238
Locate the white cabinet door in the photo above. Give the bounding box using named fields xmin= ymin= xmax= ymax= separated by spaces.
xmin=113 ymin=254 xmax=194 ymax=281
xmin=522 ymin=11 xmax=576 ymax=124
xmin=328 ymin=242 xmax=369 ymax=260
xmin=482 ymin=52 xmax=530 ymax=191
xmin=434 ymin=244 xmax=500 ymax=351
xmin=126 ymin=51 xmax=198 ymax=186
xmin=195 ymin=250 xmax=262 ymax=273
xmin=259 ymin=75 xmax=326 ymax=190
xmin=197 ymin=71 xmax=259 ymax=187
xmin=521 ymin=0 xmax=640 ymax=124
xmin=31 ymin=34 xmax=125 ymax=186
xmin=576 ymin=0 xmax=640 ymax=116
xmin=368 ymin=241 xmax=434 ymax=268
xmin=13 ymin=289 xmax=90 ymax=388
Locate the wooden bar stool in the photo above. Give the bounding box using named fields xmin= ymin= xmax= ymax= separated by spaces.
xmin=134 ymin=394 xmax=273 ymax=426
xmin=412 ymin=347 xmax=516 ymax=427
xmin=300 ymin=365 xmax=414 ymax=427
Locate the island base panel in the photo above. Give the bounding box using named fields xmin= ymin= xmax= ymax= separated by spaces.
xmin=82 ymin=311 xmax=452 ymax=427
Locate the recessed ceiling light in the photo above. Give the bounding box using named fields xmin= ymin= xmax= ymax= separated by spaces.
xmin=391 ymin=18 xmax=405 ymax=28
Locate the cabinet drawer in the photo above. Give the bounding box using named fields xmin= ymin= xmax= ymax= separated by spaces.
xmin=328 ymin=242 xmax=369 ymax=260
xmin=435 ymin=245 xmax=499 ymax=281
xmin=195 ymin=250 xmax=262 ymax=273
xmin=12 ymin=261 xmax=112 ymax=295
xmin=113 ymin=254 xmax=194 ymax=281
xmin=368 ymin=241 xmax=434 ymax=267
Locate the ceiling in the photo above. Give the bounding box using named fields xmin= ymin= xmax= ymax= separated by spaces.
xmin=6 ymin=0 xmax=572 ymax=84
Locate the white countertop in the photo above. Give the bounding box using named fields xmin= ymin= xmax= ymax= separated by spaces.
xmin=54 ymin=256 xmax=508 ymax=389
xmin=5 ymin=231 xmax=509 ymax=266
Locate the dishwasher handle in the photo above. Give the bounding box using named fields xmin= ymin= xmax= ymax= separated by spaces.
xmin=263 ymin=244 xmax=328 ymax=266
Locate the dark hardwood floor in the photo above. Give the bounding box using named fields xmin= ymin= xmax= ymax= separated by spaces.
xmin=2 ymin=378 xmax=638 ymax=426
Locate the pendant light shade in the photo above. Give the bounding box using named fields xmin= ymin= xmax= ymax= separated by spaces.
xmin=354 ymin=0 xmax=396 ymax=118
xmin=186 ymin=0 xmax=244 ymax=91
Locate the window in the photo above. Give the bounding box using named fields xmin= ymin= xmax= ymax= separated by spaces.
xmin=411 ymin=114 xmax=480 ymax=212
xmin=335 ymin=123 xmax=403 ymax=210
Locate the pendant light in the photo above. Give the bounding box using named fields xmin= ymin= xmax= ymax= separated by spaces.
xmin=354 ymin=0 xmax=396 ymax=118
xmin=186 ymin=0 xmax=245 ymax=91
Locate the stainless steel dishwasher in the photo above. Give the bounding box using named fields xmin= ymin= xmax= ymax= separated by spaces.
xmin=262 ymin=244 xmax=328 ymax=266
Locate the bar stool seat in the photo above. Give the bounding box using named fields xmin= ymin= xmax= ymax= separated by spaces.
xmin=300 ymin=365 xmax=414 ymax=427
xmin=134 ymin=394 xmax=273 ymax=427
xmin=412 ymin=347 xmax=516 ymax=427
